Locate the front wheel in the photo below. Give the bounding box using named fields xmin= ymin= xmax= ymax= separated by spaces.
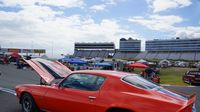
xmin=21 ymin=93 xmax=39 ymax=112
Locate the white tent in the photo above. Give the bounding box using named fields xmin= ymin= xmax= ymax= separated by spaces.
xmin=159 ymin=59 xmax=172 ymax=67
xmin=41 ymin=55 xmax=48 ymax=59
xmin=137 ymin=59 xmax=147 ymax=63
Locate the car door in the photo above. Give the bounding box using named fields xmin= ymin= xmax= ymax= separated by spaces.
xmin=43 ymin=73 xmax=106 ymax=112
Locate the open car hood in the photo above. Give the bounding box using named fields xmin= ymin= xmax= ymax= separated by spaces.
xmin=25 ymin=58 xmax=72 ymax=84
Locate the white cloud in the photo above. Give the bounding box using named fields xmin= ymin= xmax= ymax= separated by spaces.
xmin=89 ymin=4 xmax=106 ymax=12
xmin=0 ymin=4 xmax=140 ymax=58
xmin=102 ymin=0 xmax=124 ymax=5
xmin=129 ymin=15 xmax=183 ymax=32
xmin=129 ymin=15 xmax=200 ymax=39
xmin=146 ymin=0 xmax=192 ymax=13
xmin=0 ymin=0 xmax=85 ymax=8
xmin=176 ymin=27 xmax=200 ymax=38
xmin=90 ymin=0 xmax=126 ymax=12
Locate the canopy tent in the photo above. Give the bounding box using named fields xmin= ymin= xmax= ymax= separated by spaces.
xmin=69 ymin=59 xmax=87 ymax=65
xmin=60 ymin=57 xmax=71 ymax=62
xmin=137 ymin=59 xmax=147 ymax=63
xmin=60 ymin=57 xmax=87 ymax=65
xmin=127 ymin=62 xmax=149 ymax=69
xmin=95 ymin=62 xmax=112 ymax=67
xmin=41 ymin=55 xmax=48 ymax=59
xmin=159 ymin=59 xmax=171 ymax=65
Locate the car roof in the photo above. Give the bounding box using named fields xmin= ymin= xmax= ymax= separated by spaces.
xmin=72 ymin=70 xmax=136 ymax=78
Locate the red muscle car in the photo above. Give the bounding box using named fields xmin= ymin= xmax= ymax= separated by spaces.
xmin=16 ymin=59 xmax=196 ymax=112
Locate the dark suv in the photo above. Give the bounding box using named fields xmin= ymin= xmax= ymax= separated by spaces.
xmin=183 ymin=71 xmax=200 ymax=85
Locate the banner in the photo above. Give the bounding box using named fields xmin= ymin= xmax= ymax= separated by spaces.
xmin=34 ymin=49 xmax=46 ymax=53
xmin=8 ymin=48 xmax=20 ymax=53
xmin=21 ymin=49 xmax=33 ymax=53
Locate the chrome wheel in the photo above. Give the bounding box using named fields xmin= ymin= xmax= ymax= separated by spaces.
xmin=22 ymin=95 xmax=32 ymax=112
xmin=21 ymin=93 xmax=39 ymax=112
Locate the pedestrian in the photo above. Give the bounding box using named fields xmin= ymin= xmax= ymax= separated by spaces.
xmin=26 ymin=55 xmax=32 ymax=60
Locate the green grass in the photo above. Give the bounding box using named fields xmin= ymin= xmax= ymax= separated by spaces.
xmin=131 ymin=67 xmax=197 ymax=86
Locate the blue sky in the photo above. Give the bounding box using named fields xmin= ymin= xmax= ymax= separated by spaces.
xmin=0 ymin=0 xmax=199 ymax=57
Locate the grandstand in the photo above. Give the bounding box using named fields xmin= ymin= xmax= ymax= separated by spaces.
xmin=119 ymin=38 xmax=141 ymax=52
xmin=113 ymin=38 xmax=141 ymax=59
xmin=73 ymin=42 xmax=115 ymax=58
xmin=73 ymin=38 xmax=200 ymax=61
xmin=180 ymin=52 xmax=196 ymax=60
xmin=135 ymin=52 xmax=148 ymax=59
xmin=155 ymin=52 xmax=170 ymax=60
xmin=195 ymin=53 xmax=200 ymax=61
xmin=168 ymin=52 xmax=182 ymax=60
xmin=143 ymin=38 xmax=200 ymax=61
xmin=125 ymin=52 xmax=139 ymax=59
xmin=145 ymin=52 xmax=158 ymax=59
xmin=113 ymin=52 xmax=126 ymax=59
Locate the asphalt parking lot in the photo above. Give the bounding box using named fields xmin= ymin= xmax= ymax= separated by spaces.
xmin=0 ymin=64 xmax=200 ymax=112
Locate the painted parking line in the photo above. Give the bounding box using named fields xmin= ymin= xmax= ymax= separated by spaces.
xmin=0 ymin=87 xmax=16 ymax=96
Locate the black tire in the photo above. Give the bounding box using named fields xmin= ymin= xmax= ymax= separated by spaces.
xmin=21 ymin=93 xmax=39 ymax=112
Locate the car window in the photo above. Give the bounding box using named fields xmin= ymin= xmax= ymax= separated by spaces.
xmin=189 ymin=71 xmax=200 ymax=75
xmin=122 ymin=75 xmax=159 ymax=89
xmin=61 ymin=74 xmax=105 ymax=91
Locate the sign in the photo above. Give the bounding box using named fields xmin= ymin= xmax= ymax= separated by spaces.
xmin=34 ymin=49 xmax=46 ymax=53
xmin=21 ymin=49 xmax=33 ymax=53
xmin=8 ymin=49 xmax=20 ymax=53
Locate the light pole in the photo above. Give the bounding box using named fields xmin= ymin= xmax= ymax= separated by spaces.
xmin=51 ymin=41 xmax=54 ymax=58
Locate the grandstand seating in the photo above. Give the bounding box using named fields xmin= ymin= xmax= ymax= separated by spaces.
xmin=168 ymin=52 xmax=182 ymax=60
xmin=74 ymin=50 xmax=83 ymax=57
xmin=98 ymin=50 xmax=107 ymax=58
xmin=180 ymin=52 xmax=196 ymax=60
xmin=155 ymin=52 xmax=170 ymax=60
xmin=113 ymin=52 xmax=126 ymax=59
xmin=145 ymin=52 xmax=158 ymax=59
xmin=195 ymin=52 xmax=200 ymax=61
xmin=73 ymin=50 xmax=200 ymax=61
xmin=82 ymin=50 xmax=91 ymax=58
xmin=135 ymin=52 xmax=148 ymax=59
xmin=90 ymin=50 xmax=100 ymax=58
xmin=125 ymin=52 xmax=139 ymax=58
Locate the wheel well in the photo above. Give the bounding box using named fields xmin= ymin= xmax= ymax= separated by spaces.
xmin=19 ymin=92 xmax=31 ymax=104
xmin=106 ymin=107 xmax=134 ymax=112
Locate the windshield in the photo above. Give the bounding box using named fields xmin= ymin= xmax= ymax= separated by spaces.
xmin=122 ymin=75 xmax=159 ymax=89
xmin=189 ymin=71 xmax=200 ymax=75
